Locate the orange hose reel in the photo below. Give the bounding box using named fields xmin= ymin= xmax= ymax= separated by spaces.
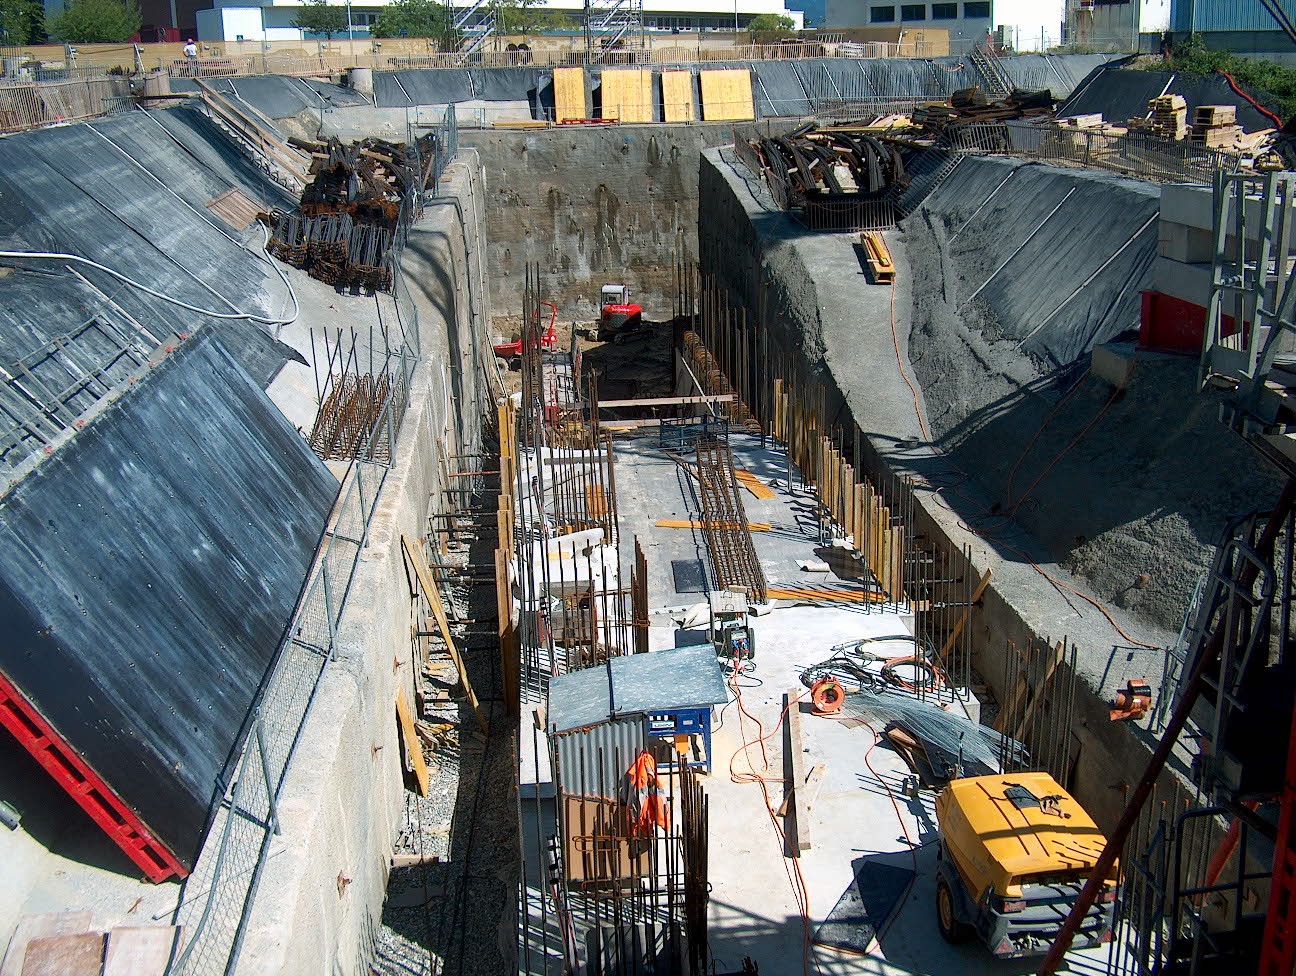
xmin=810 ymin=677 xmax=846 ymax=715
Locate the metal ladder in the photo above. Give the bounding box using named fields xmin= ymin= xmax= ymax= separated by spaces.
xmin=968 ymin=38 xmax=1013 ymax=99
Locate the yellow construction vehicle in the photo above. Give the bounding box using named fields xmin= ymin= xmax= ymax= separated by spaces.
xmin=934 ymin=771 xmax=1119 ymax=959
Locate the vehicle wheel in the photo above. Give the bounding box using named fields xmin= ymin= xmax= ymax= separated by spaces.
xmin=936 ymin=877 xmax=972 ymax=944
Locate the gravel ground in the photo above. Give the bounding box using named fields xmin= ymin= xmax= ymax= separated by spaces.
xmin=371 ymin=484 xmax=520 ymax=976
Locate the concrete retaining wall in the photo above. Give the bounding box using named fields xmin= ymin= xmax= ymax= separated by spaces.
xmin=234 ymin=153 xmax=497 ymax=975
xmin=696 ymin=145 xmax=1205 ymax=832
xmin=462 ymin=123 xmax=770 ymax=319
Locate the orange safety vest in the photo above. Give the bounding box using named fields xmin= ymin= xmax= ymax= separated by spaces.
xmin=624 ymin=750 xmax=670 ymax=837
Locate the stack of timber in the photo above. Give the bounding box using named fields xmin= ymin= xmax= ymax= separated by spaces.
xmin=1191 ymin=103 xmax=1239 ymax=147
xmin=266 ymin=134 xmax=434 ymax=292
xmin=1146 ymin=94 xmax=1188 ymax=140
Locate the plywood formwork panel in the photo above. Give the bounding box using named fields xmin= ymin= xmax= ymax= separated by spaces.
xmin=601 ymin=68 xmax=654 ymax=123
xmin=661 ymin=69 xmax=695 ymax=123
xmin=553 ymin=66 xmax=587 ymax=122
xmin=700 ymin=69 xmax=754 ymax=122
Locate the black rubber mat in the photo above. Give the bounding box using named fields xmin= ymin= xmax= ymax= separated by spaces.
xmin=671 ymin=558 xmax=708 ymax=594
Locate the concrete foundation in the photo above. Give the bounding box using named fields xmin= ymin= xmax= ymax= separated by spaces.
xmin=694 ymin=145 xmax=1264 ymax=833
xmin=232 ymin=154 xmax=501 ymax=975
xmin=461 ymin=123 xmax=773 ymax=318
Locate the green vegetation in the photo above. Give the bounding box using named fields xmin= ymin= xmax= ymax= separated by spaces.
xmin=491 ymin=0 xmax=574 ymax=34
xmin=1152 ymin=33 xmax=1296 ymax=121
xmin=371 ymin=0 xmax=449 ymax=40
xmin=47 ymin=0 xmax=140 ymax=42
xmin=292 ymin=0 xmax=347 ymax=39
xmin=747 ymin=12 xmax=795 ymax=31
xmin=0 ymin=0 xmax=46 ymax=44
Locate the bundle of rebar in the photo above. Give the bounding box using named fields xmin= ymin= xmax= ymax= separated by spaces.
xmin=911 ymin=86 xmax=1056 ymax=134
xmin=266 ymin=133 xmax=435 ymax=293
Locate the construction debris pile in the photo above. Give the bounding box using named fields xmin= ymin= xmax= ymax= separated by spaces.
xmin=910 ymin=86 xmax=1056 ymax=133
xmin=751 ymin=122 xmax=906 ymax=197
xmin=267 ymin=135 xmax=435 ymax=291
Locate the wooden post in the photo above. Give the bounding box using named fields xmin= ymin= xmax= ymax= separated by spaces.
xmin=786 ymin=688 xmax=811 ymax=853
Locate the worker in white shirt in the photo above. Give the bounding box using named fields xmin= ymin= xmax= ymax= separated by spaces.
xmin=183 ymin=39 xmax=198 ymax=59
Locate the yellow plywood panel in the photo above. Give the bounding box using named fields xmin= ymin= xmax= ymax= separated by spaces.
xmin=699 ymin=69 xmax=754 ymax=122
xmin=553 ymin=66 xmax=587 ymax=123
xmin=600 ymin=68 xmax=653 ymax=123
xmin=661 ymin=69 xmax=695 ymax=123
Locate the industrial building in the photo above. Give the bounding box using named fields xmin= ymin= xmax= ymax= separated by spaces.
xmin=823 ymin=0 xmax=992 ymax=48
xmin=1170 ymin=0 xmax=1296 ymax=56
xmin=1 ymin=28 xmax=1295 ymax=976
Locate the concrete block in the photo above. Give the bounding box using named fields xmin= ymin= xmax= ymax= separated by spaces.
xmin=1153 ymin=255 xmax=1214 ymax=308
xmin=1158 ymin=221 xmax=1215 ymax=264
xmin=1160 ymin=182 xmax=1271 ymax=238
xmin=1160 ymin=183 xmax=1213 ymax=231
xmin=1091 ymin=341 xmax=1138 ymax=388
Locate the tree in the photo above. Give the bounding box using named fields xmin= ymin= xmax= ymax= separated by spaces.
xmin=0 ymin=0 xmax=45 ymax=44
xmin=48 ymin=0 xmax=140 ymax=42
xmin=371 ymin=0 xmax=455 ymax=42
xmin=491 ymin=0 xmax=573 ymax=34
xmin=292 ymin=0 xmax=347 ymax=38
xmin=747 ymin=13 xmax=795 ymax=31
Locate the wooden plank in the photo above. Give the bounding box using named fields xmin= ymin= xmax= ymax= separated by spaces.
xmin=785 ymin=688 xmax=811 ymax=853
xmin=102 ymin=927 xmax=182 ymax=976
xmin=655 ymin=518 xmax=771 ymax=531
xmin=600 ymin=68 xmax=653 ymax=123
xmin=585 ymin=483 xmax=608 ymax=517
xmin=401 ymin=534 xmax=489 ymax=733
xmin=699 ymin=68 xmax=754 ymax=121
xmin=553 ymin=66 xmax=587 ymax=123
xmin=396 ymin=688 xmax=430 ymax=796
xmin=936 ymin=568 xmax=993 ymax=662
xmin=20 ymin=934 xmax=103 ymax=976
xmin=734 ymin=469 xmax=776 ymax=500
xmin=496 ymin=549 xmax=519 ymax=719
xmin=598 ymin=393 xmax=734 ymax=409
xmin=1013 ymin=642 xmax=1064 ymax=742
xmin=661 ymin=69 xmax=695 ymax=123
xmin=995 ymin=643 xmax=1033 ymax=735
xmin=778 ymin=761 xmax=826 ymax=817
xmin=2 ymin=914 xmax=93 ymax=976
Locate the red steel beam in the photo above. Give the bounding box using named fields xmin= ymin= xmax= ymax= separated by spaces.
xmin=0 ymin=668 xmax=188 ymax=883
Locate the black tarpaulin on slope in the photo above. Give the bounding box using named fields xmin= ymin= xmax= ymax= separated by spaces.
xmin=1058 ymin=66 xmax=1285 ymax=131
xmin=0 ymin=330 xmax=337 ymax=868
xmin=0 ymin=109 xmax=299 ymax=388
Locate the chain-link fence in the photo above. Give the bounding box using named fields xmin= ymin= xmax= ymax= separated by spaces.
xmin=164 ymin=105 xmax=462 ymax=976
xmin=946 ymin=118 xmax=1243 ymax=184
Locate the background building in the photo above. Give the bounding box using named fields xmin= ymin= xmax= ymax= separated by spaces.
xmin=1170 ymin=0 xmax=1296 ymax=57
xmin=196 ymin=0 xmax=801 ymax=42
xmin=1063 ymin=0 xmax=1139 ymax=51
xmin=823 ymin=0 xmax=992 ymax=51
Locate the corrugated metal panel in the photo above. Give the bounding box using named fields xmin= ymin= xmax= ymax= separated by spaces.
xmin=552 ymin=716 xmax=645 ymax=799
xmin=1173 ymin=0 xmax=1296 ymax=33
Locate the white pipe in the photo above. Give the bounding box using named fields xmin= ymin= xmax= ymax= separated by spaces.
xmin=0 ymin=225 xmax=298 ymax=329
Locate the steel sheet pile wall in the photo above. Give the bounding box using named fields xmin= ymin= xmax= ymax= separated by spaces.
xmin=0 ymin=331 xmax=337 ymax=868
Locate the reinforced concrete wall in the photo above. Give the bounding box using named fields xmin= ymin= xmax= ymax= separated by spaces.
xmin=696 ymin=145 xmax=1218 ymax=830
xmin=462 ymin=123 xmax=762 ymax=318
xmin=232 ymin=154 xmax=499 ymax=976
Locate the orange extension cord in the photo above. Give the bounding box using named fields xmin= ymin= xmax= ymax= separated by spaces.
xmin=886 ymin=276 xmax=1160 ymax=650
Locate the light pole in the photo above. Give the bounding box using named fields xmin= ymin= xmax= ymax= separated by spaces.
xmin=347 ymin=0 xmax=354 ymax=40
